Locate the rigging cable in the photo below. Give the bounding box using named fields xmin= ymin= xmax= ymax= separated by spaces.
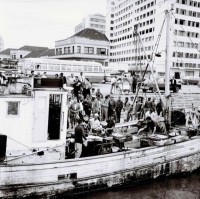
xmin=132 ymin=14 xmax=167 ymax=107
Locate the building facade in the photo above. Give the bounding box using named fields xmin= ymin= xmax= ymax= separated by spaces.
xmin=54 ymin=28 xmax=110 ymax=66
xmin=75 ymin=14 xmax=106 ymax=34
xmin=106 ymin=0 xmax=200 ymax=78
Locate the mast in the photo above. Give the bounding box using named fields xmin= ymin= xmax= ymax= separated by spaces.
xmin=165 ymin=4 xmax=173 ymax=122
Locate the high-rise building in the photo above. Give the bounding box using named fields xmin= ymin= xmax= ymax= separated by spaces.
xmin=106 ymin=0 xmax=200 ymax=78
xmin=75 ymin=14 xmax=106 ymax=34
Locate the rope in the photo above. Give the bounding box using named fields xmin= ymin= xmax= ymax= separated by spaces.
xmin=0 ymin=133 xmax=32 ymax=150
xmin=132 ymin=15 xmax=166 ymax=107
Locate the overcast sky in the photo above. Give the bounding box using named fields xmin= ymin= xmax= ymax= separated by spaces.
xmin=0 ymin=0 xmax=107 ymax=49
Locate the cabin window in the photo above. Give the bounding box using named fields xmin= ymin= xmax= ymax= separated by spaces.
xmin=7 ymin=101 xmax=20 ymax=116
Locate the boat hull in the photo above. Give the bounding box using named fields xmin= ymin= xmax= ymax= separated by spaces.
xmin=1 ymin=138 xmax=200 ymax=198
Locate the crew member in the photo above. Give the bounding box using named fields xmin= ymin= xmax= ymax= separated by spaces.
xmin=74 ymin=119 xmax=87 ymax=158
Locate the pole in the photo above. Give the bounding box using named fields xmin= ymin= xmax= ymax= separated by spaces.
xmin=165 ymin=6 xmax=172 ymax=122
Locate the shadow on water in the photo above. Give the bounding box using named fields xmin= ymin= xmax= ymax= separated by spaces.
xmin=62 ymin=171 xmax=200 ymax=199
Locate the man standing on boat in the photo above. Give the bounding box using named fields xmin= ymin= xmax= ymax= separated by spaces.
xmin=115 ymin=96 xmax=123 ymax=123
xmin=131 ymin=72 xmax=137 ymax=93
xmin=171 ymin=76 xmax=177 ymax=93
xmin=59 ymin=73 xmax=67 ymax=86
xmin=74 ymin=119 xmax=87 ymax=158
xmin=69 ymin=97 xmax=81 ymax=128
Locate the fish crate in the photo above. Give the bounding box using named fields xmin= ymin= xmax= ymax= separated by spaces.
xmin=140 ymin=138 xmax=150 ymax=147
xmin=124 ymin=135 xmax=140 ymax=148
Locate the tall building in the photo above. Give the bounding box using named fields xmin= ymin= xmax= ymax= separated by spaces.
xmin=75 ymin=14 xmax=106 ymax=34
xmin=107 ymin=0 xmax=200 ymax=78
xmin=0 ymin=35 xmax=4 ymax=52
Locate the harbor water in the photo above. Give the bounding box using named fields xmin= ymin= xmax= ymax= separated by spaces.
xmin=68 ymin=171 xmax=200 ymax=199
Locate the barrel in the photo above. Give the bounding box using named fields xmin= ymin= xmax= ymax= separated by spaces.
xmin=0 ymin=135 xmax=7 ymax=162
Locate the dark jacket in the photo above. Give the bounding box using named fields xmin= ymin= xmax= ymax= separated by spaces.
xmin=74 ymin=124 xmax=86 ymax=144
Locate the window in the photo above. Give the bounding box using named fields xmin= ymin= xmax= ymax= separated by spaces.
xmin=7 ymin=102 xmax=19 ymax=116
xmin=77 ymin=46 xmax=81 ymax=53
xmin=84 ymin=47 xmax=94 ymax=54
xmin=97 ymin=48 xmax=106 ymax=55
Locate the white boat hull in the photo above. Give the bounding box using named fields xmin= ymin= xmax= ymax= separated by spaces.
xmin=1 ymin=138 xmax=200 ymax=198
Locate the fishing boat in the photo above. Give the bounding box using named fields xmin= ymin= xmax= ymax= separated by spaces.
xmin=1 ymin=6 xmax=200 ymax=199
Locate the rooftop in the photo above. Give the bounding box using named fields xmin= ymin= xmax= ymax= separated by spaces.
xmin=0 ymin=48 xmax=17 ymax=55
xmin=72 ymin=28 xmax=109 ymax=42
xmin=19 ymin=45 xmax=48 ymax=52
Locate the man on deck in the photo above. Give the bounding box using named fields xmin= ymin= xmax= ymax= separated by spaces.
xmin=74 ymin=119 xmax=87 ymax=158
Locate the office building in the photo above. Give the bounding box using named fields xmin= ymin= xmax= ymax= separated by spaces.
xmin=107 ymin=0 xmax=200 ymax=78
xmin=75 ymin=14 xmax=106 ymax=34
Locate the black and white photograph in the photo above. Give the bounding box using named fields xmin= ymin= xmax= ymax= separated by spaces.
xmin=1 ymin=0 xmax=200 ymax=198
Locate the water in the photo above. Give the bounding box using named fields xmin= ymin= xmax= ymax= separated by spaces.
xmin=68 ymin=172 xmax=200 ymax=199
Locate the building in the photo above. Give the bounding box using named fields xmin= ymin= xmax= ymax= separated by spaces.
xmin=0 ymin=35 xmax=4 ymax=52
xmin=0 ymin=45 xmax=51 ymax=68
xmin=0 ymin=46 xmax=50 ymax=60
xmin=54 ymin=28 xmax=110 ymax=66
xmin=75 ymin=14 xmax=106 ymax=34
xmin=106 ymin=0 xmax=200 ymax=78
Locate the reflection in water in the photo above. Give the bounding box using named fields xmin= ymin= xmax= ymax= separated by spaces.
xmin=69 ymin=172 xmax=200 ymax=199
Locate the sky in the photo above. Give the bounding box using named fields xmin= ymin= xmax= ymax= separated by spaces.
xmin=0 ymin=0 xmax=107 ymax=49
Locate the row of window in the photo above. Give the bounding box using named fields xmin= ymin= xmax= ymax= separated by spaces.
xmin=110 ymin=18 xmax=154 ymax=38
xmin=35 ymin=64 xmax=103 ymax=73
xmin=176 ymin=0 xmax=200 ymax=7
xmin=135 ymin=0 xmax=154 ymax=6
xmin=110 ymin=46 xmax=153 ymax=56
xmin=138 ymin=18 xmax=155 ymax=27
xmin=56 ymin=47 xmax=107 ymax=55
xmin=173 ymin=62 xmax=200 ymax=69
xmin=175 ymin=18 xmax=200 ymax=28
xmin=174 ymin=29 xmax=199 ymax=38
xmin=110 ymin=36 xmax=154 ymax=50
xmin=114 ymin=3 xmax=134 ymax=16
xmin=90 ymin=18 xmax=106 ymax=23
xmin=139 ymin=27 xmax=155 ymax=35
xmin=114 ymin=12 xmax=133 ymax=23
xmin=174 ymin=41 xmax=199 ymax=48
xmin=113 ymin=19 xmax=132 ymax=30
xmin=110 ymin=55 xmax=151 ymax=62
xmin=112 ymin=26 xmax=132 ymax=36
xmin=135 ymin=1 xmax=155 ymax=13
xmin=90 ymin=24 xmax=106 ymax=29
xmin=135 ymin=9 xmax=155 ymax=21
xmin=173 ymin=52 xmax=200 ymax=59
xmin=176 ymin=8 xmax=200 ymax=18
